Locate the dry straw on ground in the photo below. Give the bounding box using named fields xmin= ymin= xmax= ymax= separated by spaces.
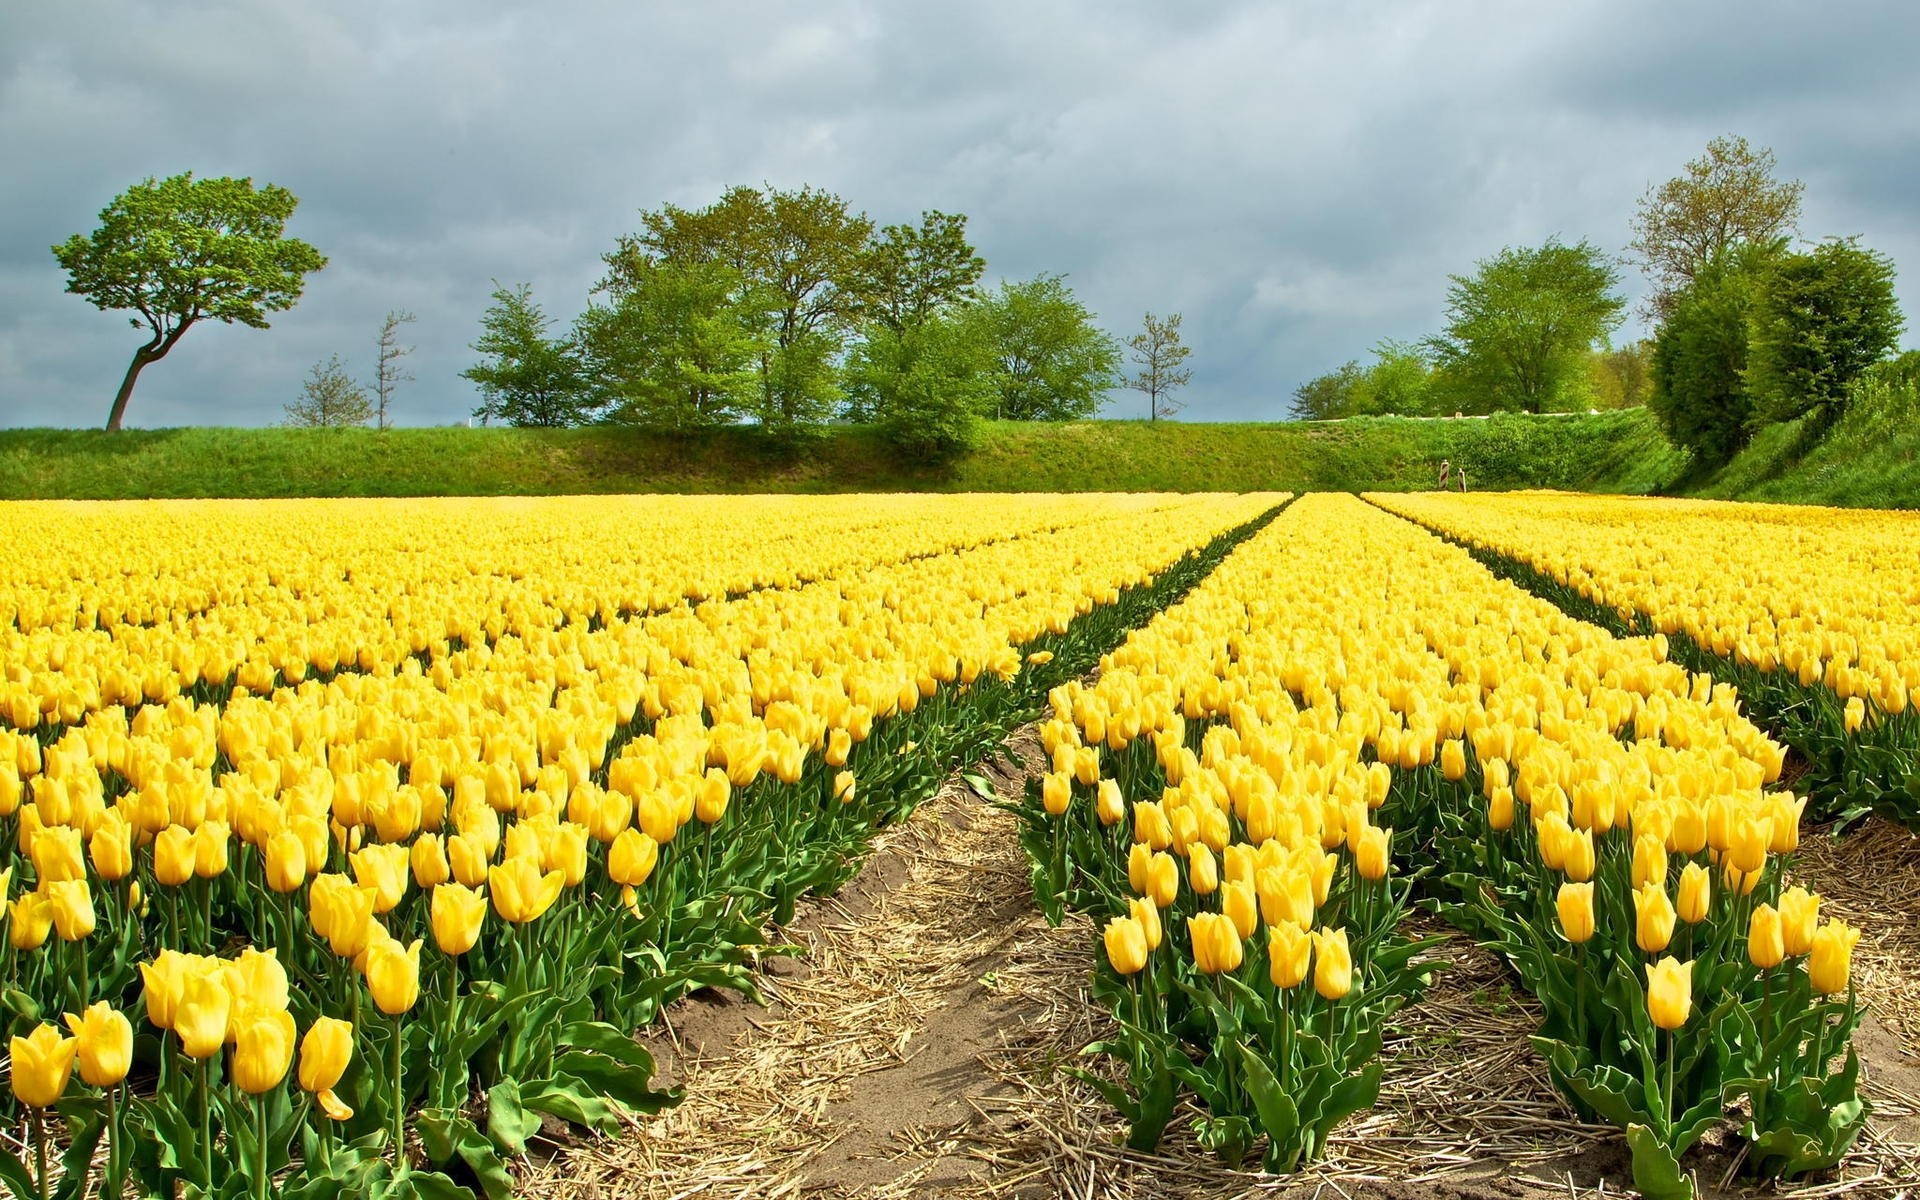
xmin=521 ymin=739 xmax=1920 ymax=1200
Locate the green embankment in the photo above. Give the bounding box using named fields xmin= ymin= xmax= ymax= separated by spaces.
xmin=1 ymin=392 xmax=1911 ymax=504
xmin=0 ymin=410 xmax=1683 ymax=500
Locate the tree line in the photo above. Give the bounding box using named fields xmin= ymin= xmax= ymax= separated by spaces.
xmin=50 ymin=175 xmax=1194 ymax=452
xmin=1292 ymin=136 xmax=1907 ymax=469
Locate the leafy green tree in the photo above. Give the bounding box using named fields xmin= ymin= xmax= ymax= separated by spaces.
xmin=282 ymin=355 xmax=372 ymax=427
xmin=846 ymin=312 xmax=998 ymax=458
xmin=1648 ymin=243 xmax=1780 ymax=462
xmin=461 ymin=283 xmax=594 ymax=427
xmin=852 ymin=211 xmax=986 ymax=331
xmin=616 ymin=184 xmax=873 ymax=434
xmin=579 ymin=259 xmax=770 ymax=431
xmin=50 ymin=172 xmax=327 ymax=430
xmin=1746 ymin=238 xmax=1903 ymax=431
xmin=1363 ymin=339 xmax=1434 ymax=415
xmin=1426 ymin=238 xmax=1625 ymax=414
xmin=1290 ymin=361 xmax=1364 ymax=420
xmin=1590 ymin=340 xmax=1655 ymax=410
xmin=1125 ymin=312 xmax=1194 ymax=420
xmin=965 ymin=276 xmax=1120 ymax=420
xmin=1629 ymin=135 xmax=1803 ymax=322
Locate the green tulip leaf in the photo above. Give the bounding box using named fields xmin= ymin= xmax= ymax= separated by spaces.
xmin=1625 ymin=1122 xmax=1695 ymax=1200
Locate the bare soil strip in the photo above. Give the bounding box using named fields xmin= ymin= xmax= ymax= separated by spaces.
xmin=521 ymin=736 xmax=1920 ymax=1199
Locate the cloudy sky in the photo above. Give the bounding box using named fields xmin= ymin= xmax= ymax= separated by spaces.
xmin=3 ymin=0 xmax=1916 ymax=428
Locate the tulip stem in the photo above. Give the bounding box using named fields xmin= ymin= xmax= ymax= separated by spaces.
xmin=105 ymin=1086 xmax=124 ymax=1200
xmin=391 ymin=1015 xmax=407 ymax=1174
xmin=443 ymin=957 xmax=460 ymax=1085
xmin=199 ymin=1057 xmax=214 ymax=1192
xmin=1663 ymin=1028 xmax=1675 ymax=1137
xmin=254 ymin=1094 xmax=270 ymax=1200
xmin=32 ymin=1106 xmax=48 ymax=1200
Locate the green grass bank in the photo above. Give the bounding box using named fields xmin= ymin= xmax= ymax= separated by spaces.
xmin=0 ymin=410 xmax=1684 ymax=500
xmin=1 ymin=396 xmax=1912 ymax=504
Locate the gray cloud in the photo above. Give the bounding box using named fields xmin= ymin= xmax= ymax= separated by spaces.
xmin=3 ymin=0 xmax=1915 ymax=429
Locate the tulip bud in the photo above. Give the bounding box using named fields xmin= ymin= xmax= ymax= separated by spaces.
xmin=1487 ymin=785 xmax=1515 ymax=832
xmin=1440 ymin=739 xmax=1466 ymax=782
xmin=298 ymin=1017 xmax=356 ymax=1120
xmin=1352 ymin=824 xmax=1391 ymax=882
xmin=1129 ymin=896 xmax=1162 ymax=951
xmin=1634 ymin=880 xmax=1676 ymax=954
xmin=8 ymin=891 xmax=51 ymax=951
xmin=696 ymin=769 xmax=730 ymax=825
xmin=232 ymin=1009 xmax=297 ymax=1094
xmin=1675 ymin=862 xmax=1711 ymax=925
xmin=193 ymin=821 xmax=230 ymax=879
xmin=8 ymin=1023 xmax=77 ymax=1107
xmin=1843 ymin=697 xmax=1865 ymax=735
xmin=264 ymin=829 xmax=309 ymax=894
xmin=1146 ymin=851 xmax=1179 ymax=909
xmin=1189 ymin=912 xmax=1243 ymax=975
xmin=1187 ymin=843 xmax=1219 ymax=896
xmin=1748 ymin=903 xmax=1786 ymax=969
xmin=1778 ymin=886 xmax=1820 ymax=956
xmin=351 ymin=843 xmax=411 ymax=915
xmin=366 ymin=937 xmax=423 ymax=1015
xmin=1562 ymin=827 xmax=1596 ymax=883
xmin=1557 ymin=882 xmax=1596 ymax=944
xmin=154 ymin=824 xmax=197 ymax=887
xmin=1312 ymin=927 xmax=1352 ymax=1000
xmin=608 ymin=829 xmax=660 ymax=888
xmin=63 ymin=1002 xmax=133 ymax=1088
xmin=1220 ymin=878 xmax=1258 ymax=939
xmin=226 ymin=948 xmax=291 ymax=1024
xmin=1095 ymin=779 xmax=1125 ymax=826
xmin=409 ymin=834 xmax=451 ymax=889
xmin=489 ymin=856 xmax=565 ymax=925
xmin=825 ymin=727 xmax=852 ymax=768
xmin=1268 ymin=922 xmax=1311 ymax=989
xmin=1631 ymin=834 xmax=1668 ymax=892
xmin=1102 ymin=916 xmax=1149 ymax=975
xmin=545 ymin=822 xmax=590 ymax=888
xmin=431 ymin=883 xmax=488 ymax=956
xmin=1646 ymin=956 xmax=1693 ymax=1030
xmin=1809 ymin=920 xmax=1861 ymax=995
xmin=47 ymin=880 xmax=96 ymax=942
xmin=90 ymin=813 xmax=135 ymax=882
xmin=1041 ymin=772 xmax=1071 ymax=817
xmin=448 ymin=831 xmax=491 ymax=888
xmin=833 ymin=770 xmax=857 ymax=805
xmin=175 ymin=972 xmax=233 ymax=1059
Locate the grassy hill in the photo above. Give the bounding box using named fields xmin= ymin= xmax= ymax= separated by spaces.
xmin=0 ymin=410 xmax=1684 ymax=500
xmin=2 ymin=391 xmax=1912 ymax=505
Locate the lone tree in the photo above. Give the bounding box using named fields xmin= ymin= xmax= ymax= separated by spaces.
xmin=51 ymin=173 xmax=327 ymax=430
xmin=1746 ymin=238 xmax=1902 ymax=432
xmin=1629 ymin=135 xmax=1803 ymax=322
xmin=284 ymin=355 xmax=373 ymax=427
xmin=373 ymin=309 xmax=416 ymax=431
xmin=1426 ymin=238 xmax=1625 ymax=413
xmin=462 ymin=283 xmax=594 ymax=427
xmin=1125 ymin=311 xmax=1193 ymax=421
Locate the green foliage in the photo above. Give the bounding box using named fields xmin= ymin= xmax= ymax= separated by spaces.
xmin=1745 ymin=238 xmax=1903 ymax=432
xmin=1292 ymin=342 xmax=1437 ymax=419
xmin=579 ymin=260 xmax=770 ymax=431
xmin=618 ymin=184 xmax=872 ymax=431
xmin=50 ymin=172 xmax=327 ymax=430
xmin=282 ymin=355 xmax=373 ymax=428
xmin=1629 ymin=135 xmax=1804 ymax=322
xmin=1648 ymin=243 xmax=1780 ymax=463
xmin=461 ymin=283 xmax=596 ymax=428
xmin=850 ymin=210 xmax=985 ymax=331
xmin=845 ymin=313 xmax=998 ymax=459
xmin=1591 ymin=341 xmax=1655 ymax=410
xmin=1125 ymin=312 xmax=1194 ymax=420
xmin=1290 ymin=361 xmax=1365 ymax=420
xmin=1426 ymin=238 xmax=1626 ymax=414
xmin=966 ymin=276 xmax=1121 ymax=420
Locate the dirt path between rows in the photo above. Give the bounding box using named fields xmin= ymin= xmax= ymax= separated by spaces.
xmin=521 ymin=733 xmax=1920 ymax=1199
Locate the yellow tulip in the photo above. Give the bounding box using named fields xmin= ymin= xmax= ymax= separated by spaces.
xmin=63 ymin=1002 xmax=133 ymax=1088
xmin=316 ymin=877 xmax=376 ymax=959
xmin=1634 ymin=881 xmax=1676 ymax=954
xmin=1675 ymin=862 xmax=1711 ymax=925
xmin=1843 ymin=697 xmax=1865 ymax=734
xmin=1312 ymin=927 xmax=1352 ymax=1000
xmin=1646 ymin=956 xmax=1693 ymax=1031
xmin=1127 ymin=842 xmax=1152 ymax=894
xmin=410 ymin=834 xmax=451 ymax=889
xmin=1187 ymin=843 xmax=1219 ymax=895
xmin=47 ymin=880 xmax=96 ymax=942
xmin=1487 ymin=785 xmax=1515 ymax=832
xmin=607 ymin=829 xmax=659 ymax=888
xmin=1103 ymin=915 xmax=1149 ymax=975
xmin=489 ymin=856 xmax=565 ymax=925
xmin=1041 ymin=772 xmax=1070 ymax=816
xmin=1096 ymin=779 xmax=1125 ymax=826
xmin=30 ymin=825 xmax=85 ymax=884
xmin=9 ymin=1023 xmax=77 ymax=1107
xmin=232 ymin=1008 xmax=297 ymax=1094
xmin=1440 ymin=738 xmax=1466 ymax=782
xmin=350 ymin=843 xmax=411 ymax=914
xmin=1557 ymin=881 xmax=1595 ymax=944
xmin=366 ymin=937 xmax=422 ymax=1015
xmin=192 ymin=820 xmax=230 ymax=879
xmin=1726 ymin=811 xmax=1770 ymax=876
xmin=1129 ymin=896 xmax=1163 ymax=951
xmin=226 ymin=948 xmax=291 ymax=1023
xmin=1268 ymin=922 xmax=1311 ymax=989
xmin=695 ymin=769 xmax=730 ymax=825
xmin=139 ymin=949 xmax=196 ymax=1030
xmin=1189 ymin=912 xmax=1243 ymax=975
xmin=1631 ymin=834 xmax=1667 ymax=891
xmin=1220 ymin=878 xmax=1258 ymax=939
xmin=1255 ymin=866 xmax=1314 ymax=931
xmin=544 ymin=822 xmax=590 ymax=888
xmin=1748 ymin=903 xmax=1785 ymax=969
xmin=1146 ymin=851 xmax=1179 ymax=909
xmin=1778 ymin=886 xmax=1820 ymax=956
xmin=448 ymin=831 xmax=492 ymax=888
xmin=175 ymin=972 xmax=233 ymax=1059
xmin=154 ymin=825 xmax=196 ymax=886
xmin=1809 ymin=920 xmax=1861 ymax=995
xmin=1562 ymin=827 xmax=1596 ymax=883
xmin=431 ymin=883 xmax=488 ymax=956
xmin=264 ymin=829 xmax=309 ymax=894
xmin=8 ymin=891 xmax=52 ymax=950
xmin=89 ymin=813 xmax=135 ymax=882
xmin=1352 ymin=823 xmax=1391 ymax=881
xmin=298 ymin=1017 xmax=356 ymax=1120
xmin=825 ymin=727 xmax=852 ymax=768
xmin=833 ymin=770 xmax=857 ymax=805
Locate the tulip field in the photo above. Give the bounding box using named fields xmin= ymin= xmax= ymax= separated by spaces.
xmin=0 ymin=488 xmax=1911 ymax=1200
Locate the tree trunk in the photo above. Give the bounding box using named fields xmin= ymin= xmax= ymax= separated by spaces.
xmin=105 ymin=347 xmax=157 ymax=432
